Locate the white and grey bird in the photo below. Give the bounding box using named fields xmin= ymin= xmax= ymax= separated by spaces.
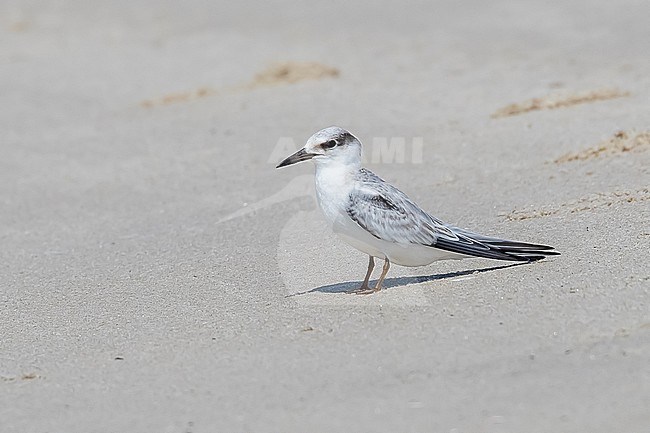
xmin=277 ymin=126 xmax=559 ymax=294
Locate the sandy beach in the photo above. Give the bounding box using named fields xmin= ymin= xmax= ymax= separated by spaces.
xmin=1 ymin=0 xmax=649 ymax=431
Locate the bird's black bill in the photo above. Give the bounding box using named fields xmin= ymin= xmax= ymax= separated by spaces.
xmin=276 ymin=148 xmax=316 ymax=168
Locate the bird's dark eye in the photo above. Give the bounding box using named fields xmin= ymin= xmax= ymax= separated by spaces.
xmin=322 ymin=139 xmax=338 ymax=149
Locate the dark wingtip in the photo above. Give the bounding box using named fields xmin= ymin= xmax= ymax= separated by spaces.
xmin=524 ymin=255 xmax=549 ymax=262
xmin=519 ymin=250 xmax=561 ymax=262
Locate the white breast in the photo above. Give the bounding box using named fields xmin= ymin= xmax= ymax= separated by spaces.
xmin=314 ymin=163 xmax=354 ymax=228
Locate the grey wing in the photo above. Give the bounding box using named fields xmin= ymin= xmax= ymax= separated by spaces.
xmin=347 ymin=170 xmax=559 ymax=262
xmin=346 ymin=171 xmax=458 ymax=245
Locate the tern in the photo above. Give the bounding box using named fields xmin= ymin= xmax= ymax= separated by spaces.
xmin=277 ymin=126 xmax=559 ymax=294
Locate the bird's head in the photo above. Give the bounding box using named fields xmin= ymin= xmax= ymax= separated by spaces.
xmin=276 ymin=126 xmax=362 ymax=169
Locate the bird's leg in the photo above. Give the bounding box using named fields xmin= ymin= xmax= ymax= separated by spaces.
xmin=355 ymin=257 xmax=390 ymax=295
xmin=373 ymin=258 xmax=390 ymax=292
xmin=348 ymin=256 xmax=375 ymax=294
xmin=360 ymin=256 xmax=375 ymax=289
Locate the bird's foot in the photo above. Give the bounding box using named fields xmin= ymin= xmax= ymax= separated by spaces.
xmin=348 ymin=285 xmax=381 ymax=295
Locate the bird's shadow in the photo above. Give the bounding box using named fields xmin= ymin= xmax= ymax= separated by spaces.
xmin=286 ymin=262 xmax=526 ymax=297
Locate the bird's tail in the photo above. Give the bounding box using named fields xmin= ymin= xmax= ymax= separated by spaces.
xmin=476 ymin=238 xmax=559 ymax=261
xmin=434 ymin=226 xmax=560 ymax=262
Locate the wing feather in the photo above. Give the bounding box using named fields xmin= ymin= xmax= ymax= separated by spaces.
xmin=346 ymin=169 xmax=560 ymax=262
xmin=346 ymin=169 xmax=457 ymax=245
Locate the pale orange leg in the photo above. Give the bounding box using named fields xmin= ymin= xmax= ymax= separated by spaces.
xmin=348 ymin=256 xmax=375 ymax=294
xmin=355 ymin=258 xmax=390 ymax=295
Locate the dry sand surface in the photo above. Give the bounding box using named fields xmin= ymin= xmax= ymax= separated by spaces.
xmin=1 ymin=1 xmax=649 ymax=432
